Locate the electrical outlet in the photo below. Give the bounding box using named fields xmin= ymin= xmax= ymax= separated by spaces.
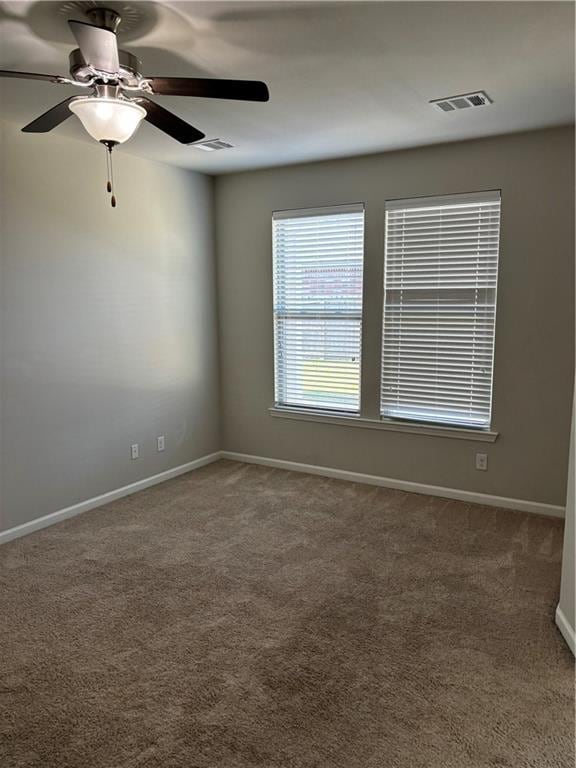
xmin=131 ymin=443 xmax=139 ymax=460
xmin=157 ymin=435 xmax=165 ymax=452
xmin=475 ymin=453 xmax=488 ymax=471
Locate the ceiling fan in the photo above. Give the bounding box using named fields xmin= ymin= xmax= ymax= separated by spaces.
xmin=0 ymin=6 xmax=270 ymax=205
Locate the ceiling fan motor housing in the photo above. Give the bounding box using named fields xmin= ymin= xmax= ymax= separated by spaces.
xmin=68 ymin=48 xmax=141 ymax=85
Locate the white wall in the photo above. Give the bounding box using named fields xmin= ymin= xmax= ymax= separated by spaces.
xmin=0 ymin=121 xmax=220 ymax=532
xmin=557 ymin=389 xmax=575 ymax=653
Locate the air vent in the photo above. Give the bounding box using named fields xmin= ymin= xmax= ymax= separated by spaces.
xmin=430 ymin=91 xmax=492 ymax=112
xmin=194 ymin=139 xmax=235 ymax=152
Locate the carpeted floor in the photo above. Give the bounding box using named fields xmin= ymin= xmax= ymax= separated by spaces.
xmin=0 ymin=459 xmax=573 ymax=768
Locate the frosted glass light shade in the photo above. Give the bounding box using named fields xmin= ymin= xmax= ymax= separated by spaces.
xmin=69 ymin=97 xmax=146 ymax=144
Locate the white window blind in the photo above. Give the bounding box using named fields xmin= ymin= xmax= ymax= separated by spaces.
xmin=381 ymin=191 xmax=501 ymax=429
xmin=273 ymin=204 xmax=365 ymax=413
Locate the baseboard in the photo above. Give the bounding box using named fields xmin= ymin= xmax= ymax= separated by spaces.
xmin=1 ymin=449 xmax=564 ymax=546
xmin=221 ymin=451 xmax=565 ymax=518
xmin=555 ymin=605 xmax=576 ymax=656
xmin=0 ymin=452 xmax=222 ymax=546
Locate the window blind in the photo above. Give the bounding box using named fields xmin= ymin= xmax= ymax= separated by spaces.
xmin=381 ymin=191 xmax=501 ymax=429
xmin=273 ymin=204 xmax=365 ymax=413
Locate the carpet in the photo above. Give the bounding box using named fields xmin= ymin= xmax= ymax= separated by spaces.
xmin=0 ymin=459 xmax=573 ymax=767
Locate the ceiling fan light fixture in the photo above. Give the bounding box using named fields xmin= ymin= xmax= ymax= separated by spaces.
xmin=69 ymin=97 xmax=146 ymax=144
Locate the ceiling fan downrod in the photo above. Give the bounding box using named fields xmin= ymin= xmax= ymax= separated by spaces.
xmin=85 ymin=7 xmax=122 ymax=33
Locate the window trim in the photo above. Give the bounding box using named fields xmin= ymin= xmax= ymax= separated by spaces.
xmin=269 ymin=406 xmax=499 ymax=442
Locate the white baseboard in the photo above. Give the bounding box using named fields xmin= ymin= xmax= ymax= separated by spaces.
xmin=221 ymin=451 xmax=565 ymax=518
xmin=0 ymin=452 xmax=222 ymax=546
xmin=555 ymin=605 xmax=576 ymax=656
xmin=1 ymin=449 xmax=564 ymax=546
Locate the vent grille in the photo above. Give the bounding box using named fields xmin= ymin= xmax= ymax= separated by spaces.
xmin=194 ymin=139 xmax=234 ymax=152
xmin=430 ymin=91 xmax=492 ymax=112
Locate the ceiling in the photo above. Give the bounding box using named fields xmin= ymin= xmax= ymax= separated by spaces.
xmin=0 ymin=1 xmax=574 ymax=174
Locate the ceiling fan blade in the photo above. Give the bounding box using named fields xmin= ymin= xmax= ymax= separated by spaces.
xmin=139 ymin=98 xmax=205 ymax=144
xmin=0 ymin=70 xmax=64 ymax=83
xmin=146 ymin=77 xmax=270 ymax=102
xmin=22 ymin=97 xmax=77 ymax=133
xmin=68 ymin=20 xmax=119 ymax=74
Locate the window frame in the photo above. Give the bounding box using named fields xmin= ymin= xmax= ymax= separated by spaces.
xmin=380 ymin=190 xmax=501 ymax=432
xmin=269 ymin=192 xmax=501 ymax=443
xmin=272 ymin=203 xmax=366 ymax=415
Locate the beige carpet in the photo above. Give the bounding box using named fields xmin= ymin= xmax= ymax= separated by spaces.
xmin=0 ymin=459 xmax=573 ymax=768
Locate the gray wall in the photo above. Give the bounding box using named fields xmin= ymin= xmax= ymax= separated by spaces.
xmin=1 ymin=123 xmax=573 ymax=534
xmin=215 ymin=127 xmax=575 ymax=506
xmin=0 ymin=121 xmax=220 ymax=532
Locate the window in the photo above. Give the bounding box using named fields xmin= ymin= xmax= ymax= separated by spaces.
xmin=381 ymin=191 xmax=501 ymax=429
xmin=273 ymin=204 xmax=365 ymax=413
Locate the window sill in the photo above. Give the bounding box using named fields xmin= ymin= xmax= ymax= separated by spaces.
xmin=269 ymin=406 xmax=499 ymax=443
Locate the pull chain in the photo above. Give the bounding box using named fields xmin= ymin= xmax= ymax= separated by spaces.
xmin=105 ymin=146 xmax=112 ymax=193
xmin=103 ymin=141 xmax=118 ymax=208
xmin=109 ymin=147 xmax=116 ymax=208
